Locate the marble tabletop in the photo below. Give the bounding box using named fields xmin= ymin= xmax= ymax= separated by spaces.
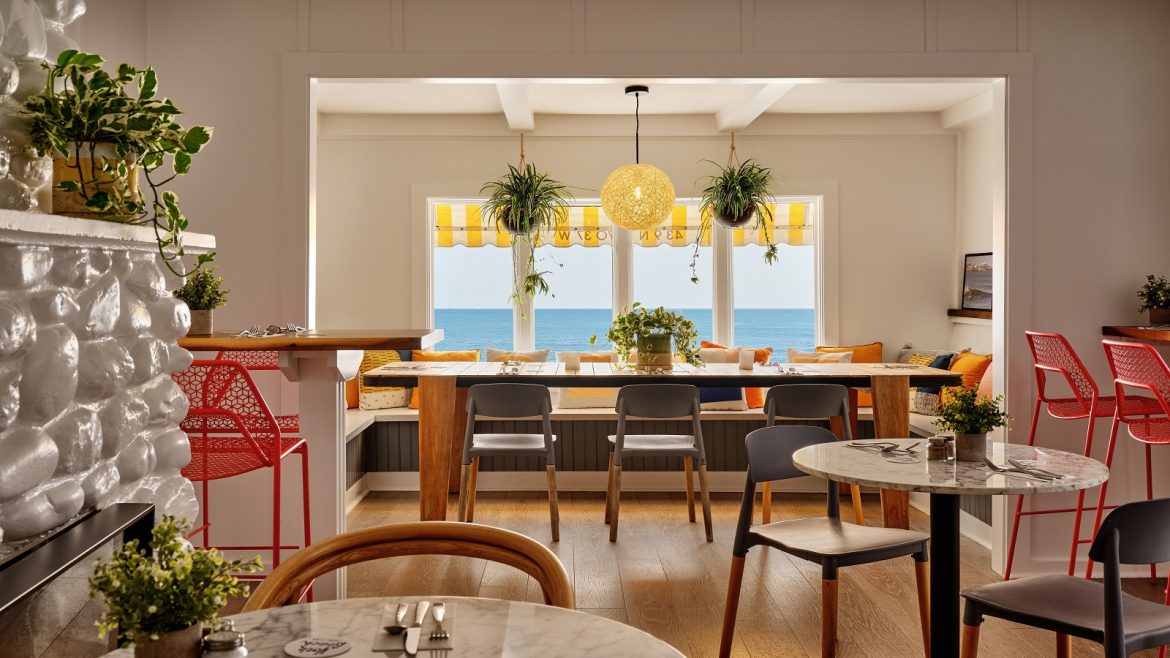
xmin=792 ymin=440 xmax=1109 ymax=496
xmin=104 ymin=596 xmax=684 ymax=657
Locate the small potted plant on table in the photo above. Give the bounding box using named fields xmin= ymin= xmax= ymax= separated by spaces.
xmin=89 ymin=516 xmax=260 ymax=658
xmin=935 ymin=387 xmax=1008 ymax=462
xmin=174 ymin=264 xmax=228 ymax=335
xmin=605 ymin=302 xmax=700 ymax=370
xmin=1138 ymin=274 xmax=1170 ymax=325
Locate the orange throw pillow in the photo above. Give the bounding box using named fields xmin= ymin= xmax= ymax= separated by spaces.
xmin=345 ymin=378 xmax=359 ymax=409
xmin=408 ymin=350 xmax=481 ymax=409
xmin=950 ymin=351 xmax=992 ymax=389
xmin=816 ymin=342 xmax=883 ymax=407
xmin=700 ymin=341 xmax=774 ymax=408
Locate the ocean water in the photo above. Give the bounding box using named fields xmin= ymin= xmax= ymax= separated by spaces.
xmin=434 ymin=308 xmax=814 ymax=359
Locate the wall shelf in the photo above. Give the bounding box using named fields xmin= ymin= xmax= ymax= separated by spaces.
xmin=948 ymin=308 xmax=991 ymax=320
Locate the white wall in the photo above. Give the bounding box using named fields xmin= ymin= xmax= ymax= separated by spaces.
xmin=950 ymin=111 xmax=994 ymax=355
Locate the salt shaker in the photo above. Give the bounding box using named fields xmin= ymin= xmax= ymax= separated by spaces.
xmin=203 ymin=620 xmax=248 ymax=657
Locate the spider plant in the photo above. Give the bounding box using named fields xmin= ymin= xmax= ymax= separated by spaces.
xmin=691 ymin=159 xmax=778 ymax=283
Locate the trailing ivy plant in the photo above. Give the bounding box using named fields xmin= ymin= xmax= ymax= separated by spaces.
xmin=691 ymin=159 xmax=777 ymax=283
xmin=1138 ymin=274 xmax=1170 ymax=311
xmin=604 ymin=302 xmax=701 ymax=366
xmin=173 ymin=263 xmax=229 ymax=311
xmin=21 ymin=50 xmax=215 ymax=276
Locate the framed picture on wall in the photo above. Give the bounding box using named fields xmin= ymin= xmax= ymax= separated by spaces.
xmin=961 ymin=252 xmax=993 ymax=311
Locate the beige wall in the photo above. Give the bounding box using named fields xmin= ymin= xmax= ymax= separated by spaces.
xmin=951 ymin=111 xmax=994 ymax=355
xmin=74 ymin=0 xmax=1170 ymax=576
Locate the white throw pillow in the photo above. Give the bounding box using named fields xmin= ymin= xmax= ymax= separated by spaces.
xmin=785 ymin=349 xmax=854 ymax=363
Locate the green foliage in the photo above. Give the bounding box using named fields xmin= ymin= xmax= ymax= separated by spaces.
xmin=604 ymin=302 xmax=700 ymax=366
xmin=934 ymin=387 xmax=1008 ymax=435
xmin=1138 ymin=274 xmax=1170 ymax=311
xmin=21 ymin=50 xmax=215 ymax=276
xmin=89 ymin=516 xmax=261 ymax=646
xmin=692 ymin=159 xmax=777 ymax=282
xmin=173 ymin=264 xmax=228 ymax=311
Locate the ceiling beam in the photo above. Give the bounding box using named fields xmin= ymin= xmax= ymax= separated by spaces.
xmin=496 ymin=83 xmax=534 ymax=132
xmin=715 ymin=83 xmax=797 ymax=132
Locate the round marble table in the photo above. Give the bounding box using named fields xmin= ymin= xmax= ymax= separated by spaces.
xmin=104 ymin=595 xmax=684 ymax=657
xmin=792 ymin=439 xmax=1108 ymax=658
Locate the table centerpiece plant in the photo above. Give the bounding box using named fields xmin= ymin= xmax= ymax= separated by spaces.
xmin=21 ymin=49 xmax=215 ymax=276
xmin=1138 ymin=274 xmax=1170 ymax=325
xmin=89 ymin=516 xmax=261 ymax=658
xmin=691 ymin=152 xmax=778 ymax=283
xmin=173 ymin=263 xmax=228 ymax=335
xmin=934 ymin=386 xmax=1008 ymax=462
xmin=605 ymin=302 xmax=700 ymax=370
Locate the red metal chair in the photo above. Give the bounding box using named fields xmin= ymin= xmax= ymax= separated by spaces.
xmin=1004 ymin=332 xmax=1162 ymax=580
xmin=173 ymin=359 xmax=312 ymax=579
xmin=215 ymin=350 xmax=300 ymax=434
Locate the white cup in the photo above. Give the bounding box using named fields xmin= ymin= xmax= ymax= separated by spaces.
xmin=564 ymin=352 xmax=582 ymax=371
xmin=739 ymin=349 xmax=755 ymax=370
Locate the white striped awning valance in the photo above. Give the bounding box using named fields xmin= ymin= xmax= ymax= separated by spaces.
xmin=433 ymin=201 xmax=815 ymax=248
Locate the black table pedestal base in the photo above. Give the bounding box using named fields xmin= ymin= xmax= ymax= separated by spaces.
xmin=930 ymin=492 xmax=961 ymax=658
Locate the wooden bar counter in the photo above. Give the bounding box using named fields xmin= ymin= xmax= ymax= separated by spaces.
xmin=1102 ymin=325 xmax=1170 ymax=343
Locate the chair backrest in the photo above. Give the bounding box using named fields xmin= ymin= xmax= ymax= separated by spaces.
xmin=173 ymin=360 xmax=280 ymax=437
xmin=615 ymin=384 xmax=699 ymax=418
xmin=764 ymin=384 xmax=852 ymax=439
xmin=466 ymin=383 xmax=551 ymax=419
xmin=1025 ymin=332 xmax=1099 ymax=411
xmin=216 ymin=350 xmax=280 ymax=371
xmin=1102 ymin=340 xmax=1170 ymax=417
xmin=242 ymin=522 xmax=574 ymax=611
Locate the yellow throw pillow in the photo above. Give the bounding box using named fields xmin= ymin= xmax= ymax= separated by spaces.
xmin=555 ymin=351 xmax=618 ymax=408
xmin=358 ymin=350 xmax=408 ymax=410
xmin=409 ymin=350 xmax=481 ymax=409
xmin=787 ymin=348 xmax=853 ymax=364
xmin=815 ymin=341 xmax=883 ymax=363
xmin=486 ymin=347 xmax=549 ymax=362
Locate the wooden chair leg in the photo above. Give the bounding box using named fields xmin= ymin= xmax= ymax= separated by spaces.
xmin=457 ymin=464 xmax=471 ymax=522
xmin=466 ymin=456 xmax=480 ymax=522
xmin=718 ymin=555 xmax=747 ymax=658
xmin=1056 ymin=633 xmax=1071 ymax=658
xmin=684 ymin=456 xmax=696 ymax=522
xmin=849 ymin=484 xmax=865 ymax=525
xmin=546 ymin=464 xmax=560 ymax=542
xmin=822 ymin=577 xmax=838 ymax=658
xmin=762 ymin=481 xmax=773 ymax=524
xmin=914 ymin=559 xmax=930 ymax=657
xmin=608 ymin=465 xmax=622 ymax=542
xmin=960 ymin=623 xmax=980 ymax=658
xmin=698 ymin=464 xmax=714 ymax=542
xmin=604 ymin=451 xmax=614 ymax=524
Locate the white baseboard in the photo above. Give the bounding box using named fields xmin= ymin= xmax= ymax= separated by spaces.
xmin=909 ymin=492 xmax=993 ymax=550
xmin=362 ymin=470 xmax=838 ymax=494
xmin=345 ymin=475 xmax=371 ymax=513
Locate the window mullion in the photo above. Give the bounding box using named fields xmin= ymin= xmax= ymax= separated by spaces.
xmin=512 ymin=241 xmax=535 ymax=351
xmin=712 ymin=224 xmax=733 ymax=345
xmin=613 ymin=227 xmax=633 ymax=319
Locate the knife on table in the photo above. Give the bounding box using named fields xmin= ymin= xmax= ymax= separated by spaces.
xmin=404 ymin=600 xmax=430 ymax=655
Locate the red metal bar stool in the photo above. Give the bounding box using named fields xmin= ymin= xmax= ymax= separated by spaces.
xmin=1086 ymin=341 xmax=1170 ymax=587
xmin=173 ymin=359 xmax=312 ymax=581
xmin=1004 ymin=332 xmax=1162 ymax=580
xmin=215 ymin=350 xmax=301 ymax=434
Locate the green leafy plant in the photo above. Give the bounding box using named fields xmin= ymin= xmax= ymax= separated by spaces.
xmin=604 ymin=302 xmax=700 ymax=366
xmin=691 ymin=159 xmax=777 ymax=283
xmin=1138 ymin=274 xmax=1170 ymax=311
xmin=934 ymin=387 xmax=1008 ymax=435
xmin=89 ymin=516 xmax=261 ymax=646
xmin=173 ymin=263 xmax=229 ymax=311
xmin=480 ymin=163 xmax=573 ymax=306
xmin=21 ymin=50 xmax=215 ymax=276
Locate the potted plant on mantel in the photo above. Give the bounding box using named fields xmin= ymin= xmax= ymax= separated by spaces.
xmin=481 ymin=161 xmax=573 ymax=306
xmin=934 ymin=386 xmax=1008 ymax=462
xmin=173 ymin=264 xmax=228 ymax=335
xmin=605 ymin=302 xmax=701 ymax=370
xmin=21 ymin=50 xmax=215 ymax=276
xmin=1138 ymin=274 xmax=1170 ymax=325
xmin=89 ymin=517 xmax=260 ymax=658
xmin=691 ymin=157 xmax=779 ymax=283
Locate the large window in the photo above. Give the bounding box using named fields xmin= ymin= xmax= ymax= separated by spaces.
xmin=534 ymin=244 xmax=613 ymax=355
xmin=733 ymin=243 xmax=815 ymax=351
xmin=633 ymin=244 xmax=712 ymax=341
xmin=432 ymin=245 xmax=512 ymax=354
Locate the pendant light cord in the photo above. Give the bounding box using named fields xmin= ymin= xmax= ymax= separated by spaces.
xmin=634 ymin=91 xmax=640 ymax=164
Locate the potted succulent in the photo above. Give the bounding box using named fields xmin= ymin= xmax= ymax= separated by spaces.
xmin=934 ymin=387 xmax=1008 ymax=462
xmin=605 ymin=302 xmax=700 ymax=370
xmin=21 ymin=49 xmax=215 ymax=276
xmin=89 ymin=516 xmax=261 ymax=658
xmin=691 ymin=158 xmax=778 ymax=283
xmin=1138 ymin=274 xmax=1170 ymax=325
xmin=174 ymin=264 xmax=228 ymax=335
xmin=481 ymin=162 xmax=573 ymax=305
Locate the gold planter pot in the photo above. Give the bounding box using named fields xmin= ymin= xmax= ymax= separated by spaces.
xmin=51 ymin=143 xmax=139 ymax=218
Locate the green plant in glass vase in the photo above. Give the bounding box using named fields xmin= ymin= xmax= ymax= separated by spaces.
xmin=21 ymin=50 xmax=214 ymax=276
xmin=605 ymin=302 xmax=700 ymax=367
xmin=691 ymin=158 xmax=777 ymax=283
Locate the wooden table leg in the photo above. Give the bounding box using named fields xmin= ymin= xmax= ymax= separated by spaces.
xmin=448 ymin=387 xmax=468 ymax=494
xmin=871 ymin=374 xmax=911 ymax=529
xmin=419 ymin=376 xmax=457 ymax=521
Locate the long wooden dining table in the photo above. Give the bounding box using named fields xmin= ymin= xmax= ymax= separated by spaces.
xmin=364 ymin=360 xmax=962 ymax=529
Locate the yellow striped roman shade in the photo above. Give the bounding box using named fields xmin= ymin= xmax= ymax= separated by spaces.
xmin=433 ymin=201 xmax=815 ymax=248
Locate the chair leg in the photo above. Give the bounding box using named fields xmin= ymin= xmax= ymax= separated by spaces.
xmin=684 ymin=456 xmax=696 ymax=523
xmin=762 ymin=481 xmax=772 ymax=524
xmin=1086 ymin=415 xmax=1122 ymax=579
xmin=457 ymin=464 xmax=472 ymax=522
xmin=546 ymin=464 xmax=560 ymax=542
xmin=200 ymin=477 xmax=211 ymax=549
xmin=718 ymin=555 xmax=746 ymax=658
xmin=1056 ymin=633 xmax=1071 ymax=658
xmin=697 ymin=464 xmax=714 ymax=542
xmin=604 ymin=450 xmax=614 ymax=524
xmin=960 ymin=623 xmax=980 ymax=658
xmin=272 ymin=457 xmax=282 ymax=569
xmin=914 ymin=559 xmax=930 ymax=657
xmin=849 ymin=484 xmax=865 ymax=526
xmin=1147 ymin=443 xmax=1157 ymax=583
xmin=467 ymin=456 xmax=480 ymax=522
xmin=822 ymin=577 xmax=838 ymax=658
xmin=609 ymin=465 xmax=622 ymax=543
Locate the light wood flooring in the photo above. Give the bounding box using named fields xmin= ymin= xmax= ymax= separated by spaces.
xmin=3 ymin=490 xmax=1167 ymax=656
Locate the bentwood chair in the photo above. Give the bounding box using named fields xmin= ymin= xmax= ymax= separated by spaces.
xmin=759 ymin=384 xmax=865 ymax=525
xmin=718 ymin=425 xmax=930 ymax=658
xmin=606 ymin=384 xmax=713 ymax=542
xmin=961 ymin=498 xmax=1170 ymax=658
xmin=1003 ymin=332 xmax=1162 ymax=580
xmin=173 ymin=360 xmax=311 ymax=574
xmin=243 ymin=522 xmax=574 ymax=611
xmin=457 ymin=383 xmax=560 ymax=541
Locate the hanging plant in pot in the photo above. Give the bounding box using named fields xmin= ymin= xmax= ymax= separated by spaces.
xmin=173 ymin=263 xmax=228 ymax=335
xmin=21 ymin=50 xmax=215 ymax=276
xmin=1138 ymin=274 xmax=1170 ymax=325
xmin=934 ymin=386 xmax=1008 ymax=462
xmin=605 ymin=302 xmax=701 ymax=371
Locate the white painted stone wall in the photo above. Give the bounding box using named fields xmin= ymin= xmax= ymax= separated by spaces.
xmin=0 ymin=210 xmax=212 ymax=549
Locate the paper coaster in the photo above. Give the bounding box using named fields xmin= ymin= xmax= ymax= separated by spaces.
xmin=284 ymin=637 xmax=351 ymax=657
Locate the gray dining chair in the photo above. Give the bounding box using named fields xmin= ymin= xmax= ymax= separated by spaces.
xmin=718 ymin=424 xmax=930 ymax=658
xmin=605 ymin=384 xmax=712 ymax=543
xmin=761 ymin=384 xmax=866 ymax=525
xmin=456 ymin=383 xmax=560 ymax=541
xmin=960 ymin=497 xmax=1170 ymax=658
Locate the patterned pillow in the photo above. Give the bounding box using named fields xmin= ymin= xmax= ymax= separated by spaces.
xmin=907 ymin=353 xmax=956 ymax=415
xmin=358 ymin=350 xmax=411 ymax=410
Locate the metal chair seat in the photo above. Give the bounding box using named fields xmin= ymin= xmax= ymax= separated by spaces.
xmin=183 ymin=435 xmax=307 ymax=481
xmin=471 ymin=433 xmax=558 ymax=452
xmin=1127 ymin=417 xmax=1170 ymax=444
xmin=606 ymin=433 xmax=698 ymax=453
xmin=751 ymin=518 xmax=928 ymax=564
xmin=182 ymin=414 xmax=300 ymax=434
xmin=1044 ymin=395 xmax=1162 ymax=419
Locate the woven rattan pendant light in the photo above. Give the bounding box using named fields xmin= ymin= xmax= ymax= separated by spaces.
xmin=600 ymin=85 xmax=675 ymax=231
